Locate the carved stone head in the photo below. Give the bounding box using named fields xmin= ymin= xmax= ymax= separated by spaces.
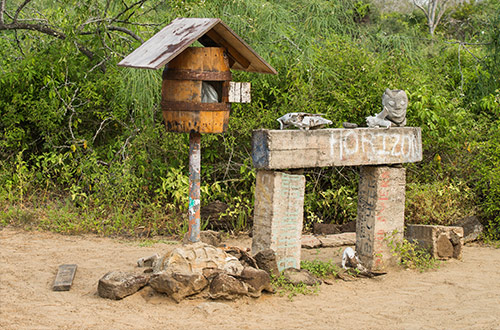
xmin=382 ymin=88 xmax=407 ymax=126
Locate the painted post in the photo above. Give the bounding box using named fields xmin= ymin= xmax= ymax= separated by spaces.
xmin=188 ymin=131 xmax=201 ymax=242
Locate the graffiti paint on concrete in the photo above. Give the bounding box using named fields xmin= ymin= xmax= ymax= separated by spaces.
xmin=272 ymin=173 xmax=304 ymax=270
xmin=356 ymin=166 xmax=405 ymax=271
xmin=329 ymin=129 xmax=421 ymax=163
xmin=252 ymin=171 xmax=305 ymax=272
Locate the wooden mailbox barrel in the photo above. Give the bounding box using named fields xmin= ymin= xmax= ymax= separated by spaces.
xmin=161 ymin=47 xmax=232 ymax=134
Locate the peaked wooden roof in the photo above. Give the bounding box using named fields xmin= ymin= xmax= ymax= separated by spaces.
xmin=118 ymin=18 xmax=277 ymax=75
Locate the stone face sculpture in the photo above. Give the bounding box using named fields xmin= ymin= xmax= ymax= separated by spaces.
xmin=277 ymin=112 xmax=332 ymax=130
xmin=366 ymin=89 xmax=408 ymax=128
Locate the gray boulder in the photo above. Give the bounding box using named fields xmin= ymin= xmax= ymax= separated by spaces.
xmin=149 ymin=271 xmax=208 ymax=303
xmin=98 ymin=271 xmax=149 ymax=300
xmin=239 ymin=266 xmax=273 ymax=298
xmin=253 ymin=249 xmax=279 ymax=277
xmin=137 ymin=253 xmax=160 ymax=267
xmin=209 ymin=273 xmax=248 ymax=300
xmin=453 ymin=216 xmax=484 ymax=243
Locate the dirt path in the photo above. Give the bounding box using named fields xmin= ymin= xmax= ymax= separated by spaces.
xmin=1 ymin=227 xmax=499 ymax=329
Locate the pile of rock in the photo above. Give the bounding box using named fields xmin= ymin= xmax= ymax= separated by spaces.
xmin=98 ymin=242 xmax=275 ymax=302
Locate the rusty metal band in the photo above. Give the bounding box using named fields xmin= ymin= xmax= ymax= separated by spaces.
xmin=163 ymin=69 xmax=232 ymax=81
xmin=161 ymin=101 xmax=230 ymax=112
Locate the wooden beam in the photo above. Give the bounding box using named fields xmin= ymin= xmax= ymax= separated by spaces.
xmin=252 ymin=127 xmax=422 ymax=170
xmin=205 ymin=29 xmax=251 ymax=69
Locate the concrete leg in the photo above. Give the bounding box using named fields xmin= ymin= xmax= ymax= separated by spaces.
xmin=252 ymin=170 xmax=305 ymax=272
xmin=356 ymin=166 xmax=406 ymax=271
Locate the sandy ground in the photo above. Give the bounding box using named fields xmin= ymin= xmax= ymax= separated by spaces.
xmin=1 ymin=227 xmax=500 ymax=330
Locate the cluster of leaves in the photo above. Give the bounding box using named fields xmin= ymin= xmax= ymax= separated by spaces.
xmin=0 ymin=0 xmax=499 ymax=240
xmin=270 ymin=274 xmax=319 ymax=301
xmin=300 ymin=259 xmax=340 ymax=278
xmin=385 ymin=231 xmax=441 ymax=272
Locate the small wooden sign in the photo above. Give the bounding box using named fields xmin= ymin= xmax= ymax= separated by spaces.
xmin=52 ymin=264 xmax=77 ymax=291
xmin=229 ymin=82 xmax=251 ymax=103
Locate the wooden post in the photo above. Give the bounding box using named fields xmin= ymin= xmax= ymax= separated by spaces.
xmin=188 ymin=132 xmax=201 ymax=243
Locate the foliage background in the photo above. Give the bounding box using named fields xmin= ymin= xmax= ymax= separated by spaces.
xmin=1 ymin=0 xmax=499 ymax=239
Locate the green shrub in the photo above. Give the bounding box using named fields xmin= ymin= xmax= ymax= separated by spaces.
xmin=406 ymin=180 xmax=477 ymax=226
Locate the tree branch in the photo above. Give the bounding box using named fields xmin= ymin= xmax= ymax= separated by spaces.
xmin=107 ymin=25 xmax=143 ymax=42
xmin=112 ymin=0 xmax=146 ymax=23
xmin=14 ymin=0 xmax=32 ymax=22
xmin=0 ymin=22 xmax=94 ymax=60
xmin=434 ymin=0 xmax=451 ymax=29
xmin=0 ymin=0 xmax=5 ymax=24
xmin=413 ymin=0 xmax=431 ymax=23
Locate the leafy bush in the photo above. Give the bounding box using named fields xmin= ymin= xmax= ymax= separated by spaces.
xmin=405 ymin=180 xmax=477 ymax=226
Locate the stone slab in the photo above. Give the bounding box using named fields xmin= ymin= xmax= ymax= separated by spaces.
xmin=453 ymin=216 xmax=484 ymax=243
xmin=301 ymin=235 xmax=322 ymax=249
xmin=406 ymin=224 xmax=464 ymax=259
xmin=356 ymin=166 xmax=406 ymax=271
xmin=52 ymin=264 xmax=77 ymax=291
xmin=318 ymin=233 xmax=356 ymax=247
xmin=252 ymin=127 xmax=422 ymax=170
xmin=252 ymin=170 xmax=305 ymax=271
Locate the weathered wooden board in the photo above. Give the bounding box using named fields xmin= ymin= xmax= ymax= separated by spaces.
xmin=118 ymin=18 xmax=277 ymax=75
xmin=252 ymin=127 xmax=422 ymax=169
xmin=52 ymin=264 xmax=77 ymax=291
xmin=229 ymin=82 xmax=251 ymax=103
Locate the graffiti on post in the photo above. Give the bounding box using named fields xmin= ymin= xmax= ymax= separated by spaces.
xmin=356 ymin=166 xmax=405 ymax=270
xmin=272 ymin=173 xmax=304 ymax=271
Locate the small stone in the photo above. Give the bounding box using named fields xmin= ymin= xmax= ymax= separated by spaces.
xmin=282 ymin=268 xmax=321 ymax=286
xmin=301 ymin=235 xmax=321 ymax=249
xmin=254 ymin=249 xmax=279 ymax=277
xmin=225 ymin=247 xmax=258 ymax=268
xmin=98 ymin=271 xmax=149 ymax=300
xmin=319 ymin=233 xmax=356 ymax=247
xmin=137 ymin=253 xmax=160 ymax=267
xmin=149 ymin=271 xmax=208 ymax=303
xmin=239 ymin=267 xmax=273 ymax=297
xmin=209 ymin=273 xmax=248 ymax=300
xmin=342 ymin=122 xmax=358 ymax=129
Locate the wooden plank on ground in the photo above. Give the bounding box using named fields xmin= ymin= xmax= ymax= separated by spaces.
xmin=52 ymin=264 xmax=77 ymax=291
xmin=252 ymin=127 xmax=422 ymax=169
